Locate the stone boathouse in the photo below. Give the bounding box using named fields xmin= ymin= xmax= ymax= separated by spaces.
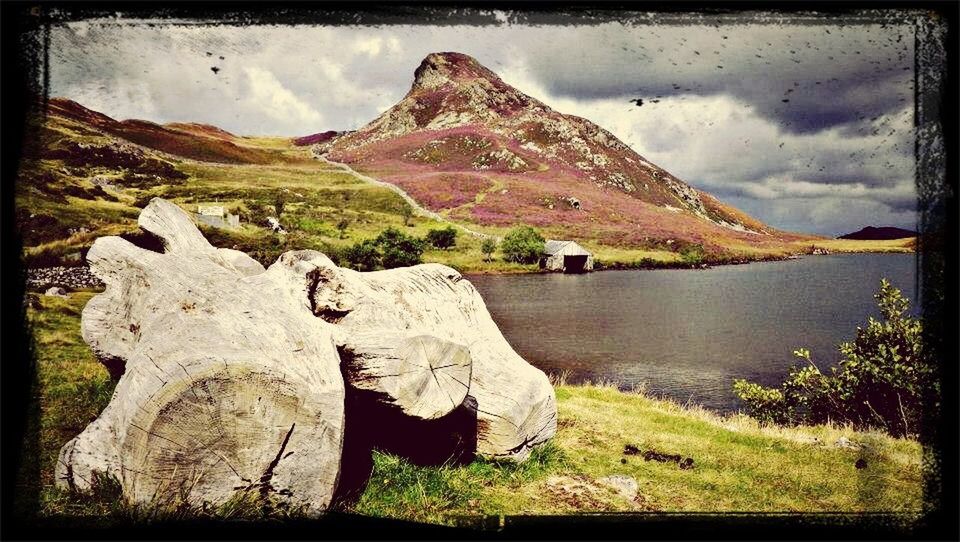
xmin=540 ymin=240 xmax=593 ymax=273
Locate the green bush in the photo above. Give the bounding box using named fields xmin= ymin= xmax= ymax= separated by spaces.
xmin=343 ymin=227 xmax=425 ymax=271
xmin=425 ymin=226 xmax=458 ymax=250
xmin=343 ymin=239 xmax=381 ymax=271
xmin=679 ymin=243 xmax=706 ymax=264
xmin=376 ymin=227 xmax=425 ymax=269
xmin=481 ymin=238 xmax=497 ymax=262
xmin=500 ymin=225 xmax=545 ymax=264
xmin=734 ymin=279 xmax=934 ymax=437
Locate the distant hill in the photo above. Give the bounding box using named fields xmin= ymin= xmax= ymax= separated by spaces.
xmin=45 ymin=98 xmax=282 ymax=164
xmin=315 ymin=51 xmax=816 ymax=254
xmin=838 ymin=226 xmax=917 ymax=240
xmin=293 ymin=130 xmax=342 ymax=146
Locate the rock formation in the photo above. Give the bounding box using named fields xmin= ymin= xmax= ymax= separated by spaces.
xmin=56 ymin=198 xmax=556 ymax=513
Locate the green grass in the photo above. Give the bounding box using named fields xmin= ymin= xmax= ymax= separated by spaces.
xmin=17 ymin=293 xmax=924 ymax=526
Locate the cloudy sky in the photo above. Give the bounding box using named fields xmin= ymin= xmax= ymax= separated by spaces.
xmin=47 ymin=14 xmax=918 ymax=236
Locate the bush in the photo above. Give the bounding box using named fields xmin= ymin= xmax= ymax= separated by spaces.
xmin=343 ymin=239 xmax=381 ymax=271
xmin=481 ymin=238 xmax=497 ymax=262
xmin=425 ymin=226 xmax=458 ymax=250
xmin=733 ymin=279 xmax=934 ymax=437
xmin=500 ymin=225 xmax=545 ymax=264
xmin=679 ymin=243 xmax=706 ymax=264
xmin=376 ymin=227 xmax=425 ymax=269
xmin=343 ymin=227 xmax=425 ymax=271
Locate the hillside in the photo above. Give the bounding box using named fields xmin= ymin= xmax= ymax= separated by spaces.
xmin=839 ymin=226 xmax=918 ymax=241
xmin=22 ymin=292 xmax=923 ymax=524
xmin=316 ymin=52 xmax=818 ymax=256
xmin=15 ymin=92 xmax=906 ymax=276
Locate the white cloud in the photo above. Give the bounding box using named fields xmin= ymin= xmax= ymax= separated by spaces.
xmin=238 ymin=67 xmax=323 ymax=133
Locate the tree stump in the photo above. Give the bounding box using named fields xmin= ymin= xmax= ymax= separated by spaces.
xmin=57 ymin=199 xmax=345 ymax=514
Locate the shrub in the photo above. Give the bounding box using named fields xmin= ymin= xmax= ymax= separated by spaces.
xmin=425 ymin=226 xmax=458 ymax=250
xmin=336 ymin=218 xmax=350 ymax=239
xmin=679 ymin=243 xmax=706 ymax=264
xmin=343 ymin=227 xmax=426 ymax=271
xmin=481 ymin=238 xmax=497 ymax=262
xmin=733 ymin=279 xmax=934 ymax=437
xmin=273 ymin=190 xmax=287 ymax=218
xmin=343 ymin=239 xmax=381 ymax=272
xmin=376 ymin=227 xmax=425 ymax=269
xmin=400 ymin=204 xmax=414 ymax=226
xmin=500 ymin=225 xmax=545 ymax=264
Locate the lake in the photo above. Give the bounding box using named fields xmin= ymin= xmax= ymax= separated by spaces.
xmin=467 ymin=253 xmax=918 ymax=412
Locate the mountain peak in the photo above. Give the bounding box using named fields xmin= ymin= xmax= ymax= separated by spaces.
xmin=412 ymin=52 xmax=502 ymax=90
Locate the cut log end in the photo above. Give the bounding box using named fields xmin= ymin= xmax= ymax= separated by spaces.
xmin=342 ymin=334 xmax=472 ymax=420
xmin=120 ymin=365 xmax=341 ymax=512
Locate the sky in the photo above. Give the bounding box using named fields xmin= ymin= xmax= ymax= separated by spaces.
xmin=47 ymin=14 xmax=918 ymax=236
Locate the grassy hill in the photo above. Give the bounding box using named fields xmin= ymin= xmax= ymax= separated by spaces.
xmin=20 ymin=292 xmax=922 ymax=526
xmin=16 ymin=98 xmax=912 ymax=277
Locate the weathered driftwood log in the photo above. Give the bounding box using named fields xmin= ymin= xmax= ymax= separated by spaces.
xmin=57 ymin=199 xmax=345 ymax=514
xmin=58 ymin=197 xmax=557 ymax=514
xmin=302 ymin=251 xmax=558 ymax=460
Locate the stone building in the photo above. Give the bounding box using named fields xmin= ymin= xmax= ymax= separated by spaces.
xmin=540 ymin=240 xmax=593 ymax=273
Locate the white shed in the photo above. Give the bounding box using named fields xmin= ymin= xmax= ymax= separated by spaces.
xmin=540 ymin=240 xmax=593 ymax=273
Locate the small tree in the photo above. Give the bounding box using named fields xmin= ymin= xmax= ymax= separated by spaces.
xmin=343 ymin=239 xmax=380 ymax=271
xmin=734 ymin=279 xmax=934 ymax=437
xmin=425 ymin=226 xmax=458 ymax=250
xmin=375 ymin=227 xmax=425 ymax=269
xmin=336 ymin=218 xmax=350 ymax=239
xmin=481 ymin=238 xmax=497 ymax=262
xmin=400 ymin=204 xmax=414 ymax=227
xmin=500 ymin=225 xmax=545 ymax=264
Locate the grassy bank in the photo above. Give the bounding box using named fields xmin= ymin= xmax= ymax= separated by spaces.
xmin=17 ymin=292 xmax=923 ymax=526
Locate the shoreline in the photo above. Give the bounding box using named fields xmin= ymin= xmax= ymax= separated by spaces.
xmin=22 ymin=247 xmax=917 ymax=290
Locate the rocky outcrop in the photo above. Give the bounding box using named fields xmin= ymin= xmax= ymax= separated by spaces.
xmin=27 ymin=266 xmax=105 ymax=291
xmin=57 ymin=198 xmax=556 ymax=513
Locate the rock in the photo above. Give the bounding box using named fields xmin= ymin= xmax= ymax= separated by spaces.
xmin=27 ymin=266 xmax=105 ymax=291
xmin=598 ymin=474 xmax=639 ymax=501
xmin=58 ymin=199 xmax=343 ymax=515
xmin=266 ymin=216 xmax=286 ymax=234
xmin=44 ymin=286 xmax=68 ymax=297
xmin=835 ymin=436 xmax=858 ymax=449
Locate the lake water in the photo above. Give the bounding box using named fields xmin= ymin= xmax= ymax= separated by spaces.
xmin=467 ymin=253 xmax=918 ymax=413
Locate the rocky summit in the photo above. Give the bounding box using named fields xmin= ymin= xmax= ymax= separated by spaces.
xmin=314 ymin=52 xmax=808 ymax=253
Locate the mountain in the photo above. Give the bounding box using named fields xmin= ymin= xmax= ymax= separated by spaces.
xmin=43 ymin=98 xmax=286 ymax=164
xmin=838 ymin=226 xmax=918 ymax=240
xmin=315 ymin=52 xmax=813 ymax=253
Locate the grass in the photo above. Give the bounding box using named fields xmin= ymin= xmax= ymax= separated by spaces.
xmin=16 ymin=293 xmax=924 ymax=526
xmin=794 ymin=238 xmax=916 ymax=254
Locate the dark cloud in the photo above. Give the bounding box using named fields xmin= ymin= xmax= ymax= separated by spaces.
xmin=522 ymin=23 xmax=914 ymax=135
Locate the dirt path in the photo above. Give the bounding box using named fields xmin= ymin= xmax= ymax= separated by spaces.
xmin=318 ymin=157 xmax=500 ymax=241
